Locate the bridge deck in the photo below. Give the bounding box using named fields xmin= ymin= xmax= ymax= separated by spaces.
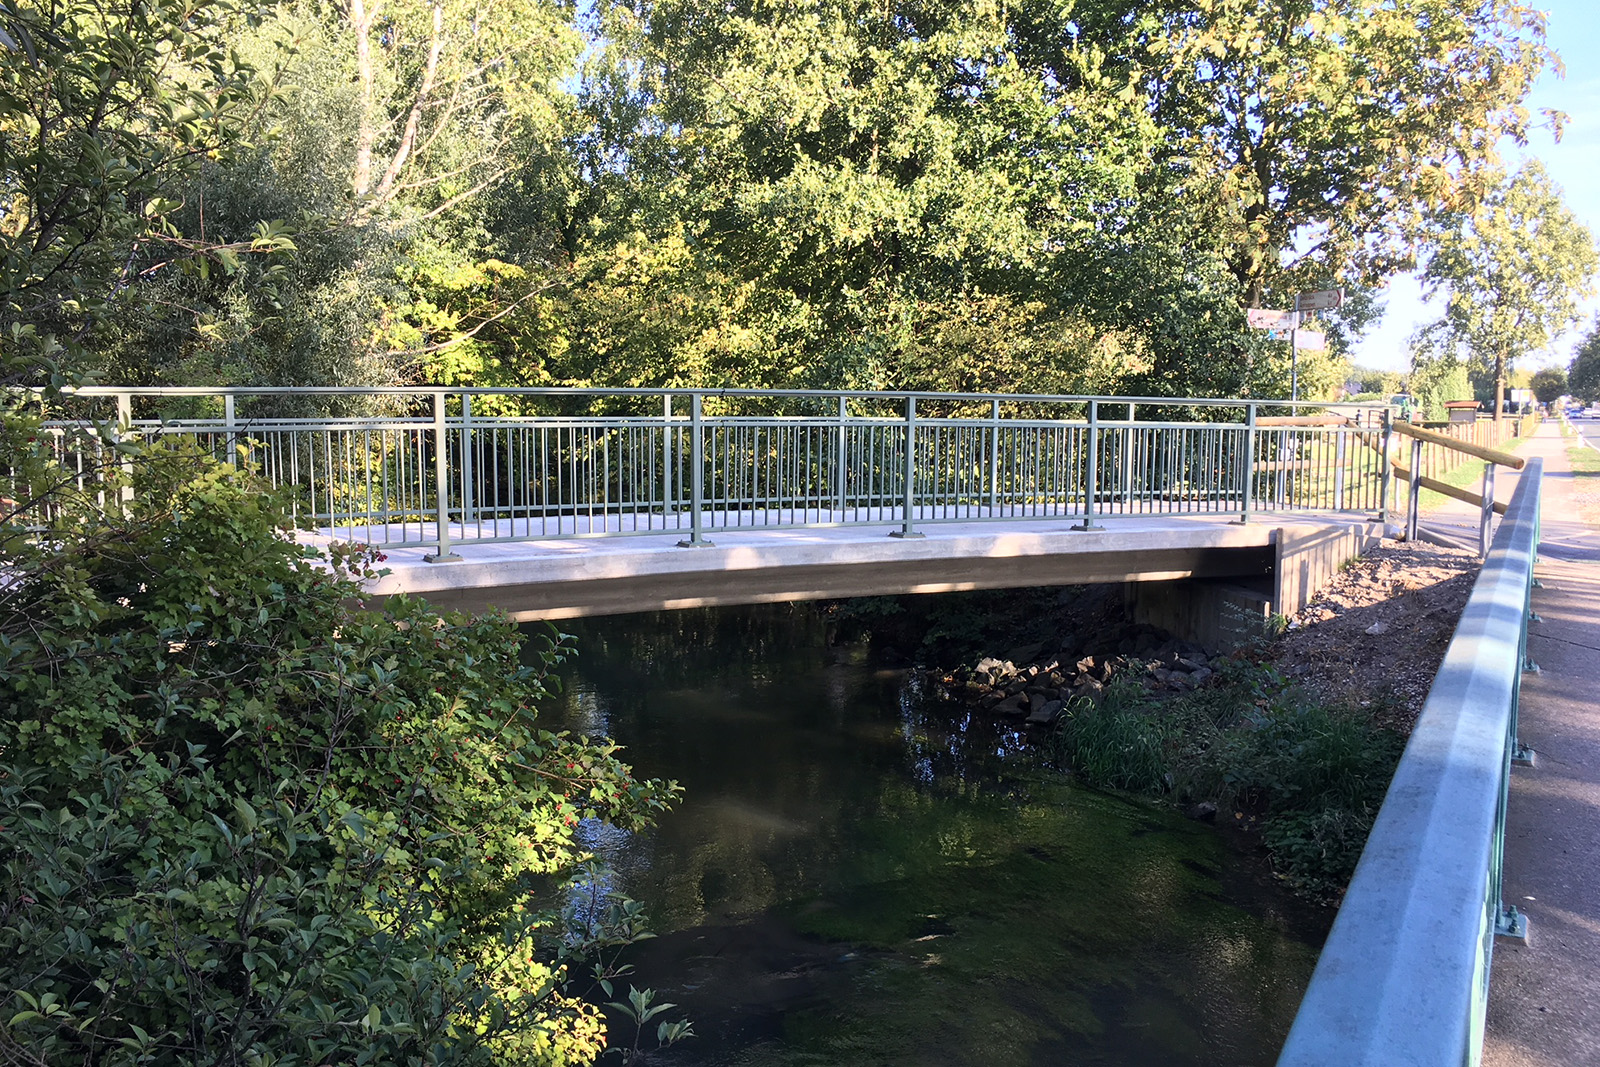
xmin=340 ymin=510 xmax=1380 ymax=621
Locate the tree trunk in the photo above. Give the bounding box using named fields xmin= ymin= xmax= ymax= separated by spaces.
xmin=1493 ymin=352 xmax=1505 ymax=425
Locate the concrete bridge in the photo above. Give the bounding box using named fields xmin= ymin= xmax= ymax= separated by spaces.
xmin=54 ymin=385 xmax=1394 ymax=644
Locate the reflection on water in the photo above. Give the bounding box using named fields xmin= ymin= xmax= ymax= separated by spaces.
xmin=536 ymin=604 xmax=1323 ymax=1067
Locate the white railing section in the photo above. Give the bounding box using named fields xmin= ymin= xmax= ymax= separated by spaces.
xmin=22 ymin=387 xmax=1393 ymax=557
xmin=1276 ymin=458 xmax=1542 ymax=1067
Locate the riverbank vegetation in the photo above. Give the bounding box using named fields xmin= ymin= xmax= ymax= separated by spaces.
xmin=0 ymin=431 xmax=685 ymax=1064
xmin=1049 ymin=667 xmax=1404 ymax=904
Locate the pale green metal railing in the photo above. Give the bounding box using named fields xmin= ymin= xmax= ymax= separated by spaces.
xmin=1277 ymin=459 xmax=1542 ymax=1067
xmin=23 ymin=387 xmax=1393 ymax=557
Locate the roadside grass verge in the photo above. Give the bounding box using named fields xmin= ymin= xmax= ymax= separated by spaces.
xmin=1568 ymin=438 xmax=1600 ymax=474
xmin=1049 ymin=662 xmax=1405 ymax=904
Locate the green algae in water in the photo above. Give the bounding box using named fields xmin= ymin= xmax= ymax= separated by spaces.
xmin=544 ymin=606 xmax=1323 ymax=1067
xmin=741 ymin=781 xmax=1317 ymax=1066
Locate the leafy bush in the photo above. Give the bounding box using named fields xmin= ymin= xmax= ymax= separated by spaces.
xmin=0 ymin=437 xmax=681 ymax=1064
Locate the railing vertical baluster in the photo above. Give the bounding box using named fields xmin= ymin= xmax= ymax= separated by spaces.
xmin=890 ymin=395 xmax=924 ymax=538
xmin=461 ymin=393 xmax=475 ymax=526
xmin=836 ymin=395 xmax=849 ymax=516
xmin=1237 ymin=402 xmax=1257 ymax=524
xmin=1334 ymin=430 xmax=1347 ymax=511
xmin=1122 ymin=402 xmax=1136 ymax=510
xmin=424 ymin=390 xmax=461 ymax=562
xmin=663 ymin=395 xmax=675 ymax=521
xmin=988 ymin=398 xmax=1001 ymax=514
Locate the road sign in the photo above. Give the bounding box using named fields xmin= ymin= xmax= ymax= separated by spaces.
xmin=1294 ymin=288 xmax=1344 ymax=312
xmin=1294 ymin=330 xmax=1327 ymax=350
xmin=1247 ymin=308 xmax=1299 ymax=329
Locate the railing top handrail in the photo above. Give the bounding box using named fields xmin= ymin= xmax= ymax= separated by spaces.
xmin=19 ymin=384 xmax=1393 ymax=410
xmin=1276 ymin=457 xmax=1543 ymax=1067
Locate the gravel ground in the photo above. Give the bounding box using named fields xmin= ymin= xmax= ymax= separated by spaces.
xmin=1262 ymin=538 xmax=1482 ymax=732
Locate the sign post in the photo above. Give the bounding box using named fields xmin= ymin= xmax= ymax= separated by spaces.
xmin=1287 ymin=289 xmax=1344 ymax=402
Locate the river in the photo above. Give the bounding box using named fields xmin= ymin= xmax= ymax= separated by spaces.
xmin=537 ymin=603 xmax=1325 ymax=1066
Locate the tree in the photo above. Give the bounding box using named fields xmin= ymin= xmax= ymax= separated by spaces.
xmin=0 ymin=438 xmax=686 ymax=1063
xmin=1418 ymin=161 xmax=1597 ymax=421
xmin=1530 ymin=366 xmax=1567 ymax=405
xmin=0 ymin=0 xmax=295 ymax=384
xmin=572 ymin=0 xmax=1173 ymax=393
xmin=1570 ymin=321 xmax=1600 ymax=403
xmin=1066 ymin=0 xmax=1562 ymax=307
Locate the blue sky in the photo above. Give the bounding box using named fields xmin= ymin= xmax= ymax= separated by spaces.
xmin=1347 ymin=1 xmax=1600 ymax=374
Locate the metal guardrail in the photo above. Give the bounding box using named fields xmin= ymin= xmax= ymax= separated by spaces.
xmin=19 ymin=387 xmax=1393 ymax=557
xmin=1277 ymin=458 xmax=1542 ymax=1067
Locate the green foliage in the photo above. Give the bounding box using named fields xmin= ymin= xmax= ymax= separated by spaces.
xmin=1089 ymin=0 xmax=1559 ymax=304
xmin=0 ymin=438 xmax=680 ymax=1064
xmin=0 ymin=0 xmax=295 ymax=383
xmin=1348 ymin=365 xmax=1404 ymax=397
xmin=1049 ymin=662 xmax=1404 ymax=903
xmin=1530 ymin=367 xmax=1568 ymax=405
xmin=1568 ymin=320 xmax=1600 ymax=403
xmin=1407 ymin=354 xmax=1474 ymax=422
xmin=1418 ymin=161 xmax=1599 ymax=413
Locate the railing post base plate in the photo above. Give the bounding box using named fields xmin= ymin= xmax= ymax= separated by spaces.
xmin=1495 ymin=905 xmax=1530 ymax=941
xmin=676 ymin=538 xmax=717 ymax=549
xmin=424 ymin=552 xmax=463 ymax=564
xmin=888 ymin=530 xmax=926 ymax=540
xmin=1512 ymin=743 xmax=1537 ymax=767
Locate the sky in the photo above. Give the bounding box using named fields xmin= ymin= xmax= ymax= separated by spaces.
xmin=1346 ymin=1 xmax=1600 ymax=374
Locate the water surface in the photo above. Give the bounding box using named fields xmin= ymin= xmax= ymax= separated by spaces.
xmin=539 ymin=605 xmax=1324 ymax=1066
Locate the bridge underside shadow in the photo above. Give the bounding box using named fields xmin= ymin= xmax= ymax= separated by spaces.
xmin=356 ymin=514 xmax=1384 ymax=649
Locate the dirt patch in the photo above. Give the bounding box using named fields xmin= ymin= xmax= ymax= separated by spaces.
xmin=1260 ymin=538 xmax=1482 ymax=732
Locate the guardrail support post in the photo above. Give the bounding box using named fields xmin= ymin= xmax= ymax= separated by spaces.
xmin=1479 ymin=462 xmax=1496 ymax=560
xmin=1376 ymin=409 xmax=1393 ymax=525
xmin=424 ymin=390 xmax=462 ymax=562
xmin=890 ymin=395 xmax=925 ymax=538
xmin=677 ymin=392 xmax=714 ymax=547
xmin=1073 ymin=400 xmax=1103 ymax=531
xmin=1234 ymin=402 xmax=1256 ymax=524
xmin=663 ymin=395 xmax=675 ymax=517
xmin=115 ymin=391 xmax=134 ymax=512
xmin=1406 ymin=438 xmax=1423 ymax=542
xmin=224 ymin=393 xmax=238 ymax=467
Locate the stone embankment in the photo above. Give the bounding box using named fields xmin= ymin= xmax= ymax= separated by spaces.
xmin=936 ymin=622 xmax=1217 ymax=727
